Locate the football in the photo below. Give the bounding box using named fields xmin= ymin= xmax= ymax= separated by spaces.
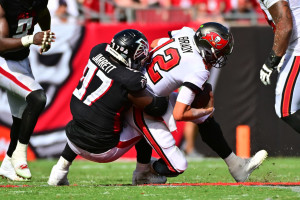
xmin=191 ymin=83 xmax=212 ymax=108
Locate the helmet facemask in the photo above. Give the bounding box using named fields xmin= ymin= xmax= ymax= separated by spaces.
xmin=130 ymin=38 xmax=149 ymax=70
xmin=200 ymin=44 xmax=228 ymax=68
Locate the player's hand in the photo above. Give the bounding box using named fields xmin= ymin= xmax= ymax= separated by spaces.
xmin=260 ymin=64 xmax=274 ymax=85
xmin=260 ymin=50 xmax=283 ymax=85
xmin=33 ymin=30 xmax=56 ymax=54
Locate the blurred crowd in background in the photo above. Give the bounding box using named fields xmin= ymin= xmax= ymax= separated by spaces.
xmin=51 ymin=0 xmax=266 ymax=25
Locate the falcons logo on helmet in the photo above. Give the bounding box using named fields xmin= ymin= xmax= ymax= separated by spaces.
xmin=134 ymin=39 xmax=149 ymax=60
xmin=202 ymin=32 xmax=228 ymax=50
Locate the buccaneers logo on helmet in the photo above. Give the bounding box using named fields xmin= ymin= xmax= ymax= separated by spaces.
xmin=202 ymin=32 xmax=229 ymax=51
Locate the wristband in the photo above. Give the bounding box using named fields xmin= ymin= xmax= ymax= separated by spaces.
xmin=21 ymin=35 xmax=34 ymax=47
xmin=264 ymin=49 xmax=282 ymax=69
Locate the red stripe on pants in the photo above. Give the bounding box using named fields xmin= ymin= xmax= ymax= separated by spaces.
xmin=133 ymin=108 xmax=176 ymax=172
xmin=0 ymin=67 xmax=32 ymax=92
xmin=282 ymin=57 xmax=300 ymax=117
xmin=116 ymin=135 xmax=142 ymax=148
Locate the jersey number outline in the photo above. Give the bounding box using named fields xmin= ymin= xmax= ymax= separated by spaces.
xmin=13 ymin=18 xmax=33 ymax=38
xmin=73 ymin=61 xmax=113 ymax=106
xmin=147 ymin=39 xmax=181 ymax=84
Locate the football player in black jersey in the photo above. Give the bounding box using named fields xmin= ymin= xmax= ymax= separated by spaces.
xmin=48 ymin=29 xmax=169 ymax=186
xmin=0 ymin=0 xmax=55 ymax=181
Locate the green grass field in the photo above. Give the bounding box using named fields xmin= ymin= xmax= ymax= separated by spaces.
xmin=1 ymin=157 xmax=300 ymax=200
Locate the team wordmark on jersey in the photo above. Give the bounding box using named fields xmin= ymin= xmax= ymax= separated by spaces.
xmin=178 ymin=36 xmax=193 ymax=53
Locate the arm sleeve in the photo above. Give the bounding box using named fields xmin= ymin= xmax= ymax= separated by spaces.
xmin=182 ymin=82 xmax=202 ymax=94
xmin=182 ymin=70 xmax=209 ymax=94
xmin=176 ymin=86 xmax=196 ymax=106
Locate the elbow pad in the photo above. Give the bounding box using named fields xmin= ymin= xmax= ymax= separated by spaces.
xmin=144 ymin=96 xmax=168 ymax=117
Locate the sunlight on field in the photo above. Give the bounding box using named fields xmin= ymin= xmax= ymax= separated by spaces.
xmin=1 ymin=158 xmax=300 ymax=199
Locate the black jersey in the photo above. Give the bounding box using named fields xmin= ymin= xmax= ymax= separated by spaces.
xmin=0 ymin=0 xmax=48 ymax=60
xmin=67 ymin=43 xmax=147 ymax=153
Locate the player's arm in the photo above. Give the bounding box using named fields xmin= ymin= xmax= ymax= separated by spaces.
xmin=260 ymin=0 xmax=293 ymax=85
xmin=37 ymin=8 xmax=51 ymax=31
xmin=0 ymin=5 xmax=54 ymax=54
xmin=37 ymin=7 xmax=55 ymax=54
xmin=128 ymin=87 xmax=168 ymax=117
xmin=173 ymin=86 xmax=214 ymax=121
xmin=0 ymin=5 xmax=24 ymax=53
xmin=269 ymin=1 xmax=292 ymax=57
xmin=121 ymin=68 xmax=168 ymax=117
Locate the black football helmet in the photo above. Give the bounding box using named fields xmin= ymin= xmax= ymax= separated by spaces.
xmin=107 ymin=29 xmax=149 ymax=70
xmin=194 ymin=22 xmax=234 ymax=68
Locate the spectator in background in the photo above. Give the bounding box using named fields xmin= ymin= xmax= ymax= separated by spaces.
xmin=194 ymin=0 xmax=228 ymax=23
xmin=80 ymin=0 xmax=115 ymax=21
xmin=181 ymin=122 xmax=204 ymax=159
xmin=48 ymin=0 xmax=80 ymax=18
xmin=229 ymin=0 xmax=253 ymax=13
xmin=171 ymin=0 xmax=194 ymax=8
xmin=143 ymin=0 xmax=171 ymax=7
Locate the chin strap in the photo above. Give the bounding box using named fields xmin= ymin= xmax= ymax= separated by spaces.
xmin=106 ymin=44 xmax=129 ymax=67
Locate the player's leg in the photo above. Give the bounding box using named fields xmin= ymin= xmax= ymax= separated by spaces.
xmin=11 ymin=89 xmax=46 ymax=177
xmin=130 ymin=108 xmax=187 ymax=177
xmin=275 ymin=55 xmax=300 ymax=133
xmin=282 ymin=110 xmax=300 ymax=132
xmin=48 ymin=143 xmax=77 ymax=186
xmin=0 ymin=116 xmax=27 ymax=181
xmin=198 ymin=117 xmax=267 ymax=182
xmin=0 ymin=58 xmax=45 ymax=179
xmin=132 ymin=138 xmax=167 ymax=185
xmin=49 ymin=121 xmax=146 ymax=185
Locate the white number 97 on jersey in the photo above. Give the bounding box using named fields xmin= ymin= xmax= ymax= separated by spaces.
xmin=73 ymin=60 xmax=113 ymax=106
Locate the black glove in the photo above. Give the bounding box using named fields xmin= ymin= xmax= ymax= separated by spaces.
xmin=260 ymin=50 xmax=282 ymax=85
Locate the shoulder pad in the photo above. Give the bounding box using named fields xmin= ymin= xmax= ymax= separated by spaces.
xmin=126 ymin=73 xmax=147 ymax=92
xmin=33 ymin=0 xmax=48 ymax=10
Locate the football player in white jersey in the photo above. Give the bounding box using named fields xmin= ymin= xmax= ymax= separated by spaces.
xmin=127 ymin=22 xmax=268 ymax=182
xmin=259 ymin=0 xmax=300 ymax=133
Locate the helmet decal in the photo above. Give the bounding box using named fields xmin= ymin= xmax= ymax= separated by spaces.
xmin=202 ymin=32 xmax=228 ymax=50
xmin=134 ymin=38 xmax=149 ymax=60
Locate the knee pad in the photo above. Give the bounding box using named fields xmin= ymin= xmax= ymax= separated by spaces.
xmin=26 ymin=89 xmax=47 ymax=111
xmin=282 ymin=110 xmax=300 ymax=133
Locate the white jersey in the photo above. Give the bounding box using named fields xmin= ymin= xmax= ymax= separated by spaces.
xmin=144 ymin=27 xmax=210 ymax=97
xmin=258 ymin=0 xmax=300 ymax=54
